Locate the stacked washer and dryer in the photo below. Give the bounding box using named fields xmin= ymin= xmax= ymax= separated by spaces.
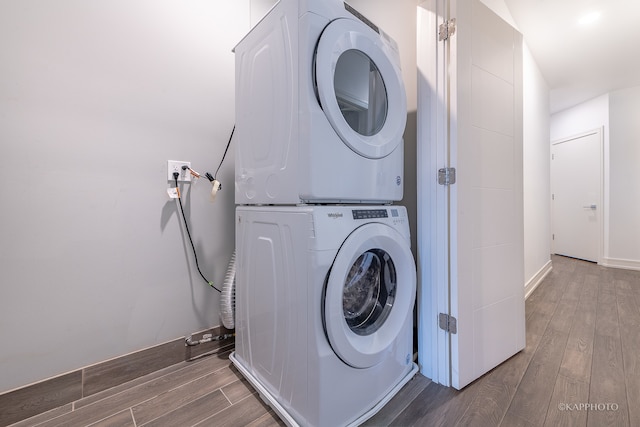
xmin=231 ymin=1 xmax=418 ymax=426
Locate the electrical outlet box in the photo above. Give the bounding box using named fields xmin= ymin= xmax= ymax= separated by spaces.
xmin=167 ymin=160 xmax=191 ymax=182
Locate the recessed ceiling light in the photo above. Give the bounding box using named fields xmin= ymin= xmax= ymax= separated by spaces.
xmin=578 ymin=11 xmax=601 ymax=26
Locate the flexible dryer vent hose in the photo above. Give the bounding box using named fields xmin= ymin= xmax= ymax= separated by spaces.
xmin=220 ymin=250 xmax=236 ymax=329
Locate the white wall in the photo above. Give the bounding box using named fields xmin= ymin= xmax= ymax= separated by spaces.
xmin=550 ymin=94 xmax=610 ymax=142
xmin=0 ymin=0 xmax=249 ymax=393
xmin=522 ymin=44 xmax=551 ymax=288
xmin=608 ymin=86 xmax=640 ymax=265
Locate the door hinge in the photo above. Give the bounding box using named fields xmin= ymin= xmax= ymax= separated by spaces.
xmin=439 ymin=313 xmax=458 ymax=334
xmin=438 ymin=167 xmax=456 ymax=185
xmin=438 ymin=18 xmax=456 ymax=41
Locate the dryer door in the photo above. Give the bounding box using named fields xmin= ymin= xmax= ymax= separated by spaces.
xmin=315 ymin=18 xmax=407 ymax=159
xmin=324 ymin=223 xmax=416 ymax=368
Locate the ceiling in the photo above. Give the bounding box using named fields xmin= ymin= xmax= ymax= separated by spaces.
xmin=503 ymin=0 xmax=640 ymax=113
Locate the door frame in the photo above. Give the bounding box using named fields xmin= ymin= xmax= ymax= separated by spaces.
xmin=551 ymin=127 xmax=604 ymax=264
xmin=416 ymin=0 xmax=451 ymax=387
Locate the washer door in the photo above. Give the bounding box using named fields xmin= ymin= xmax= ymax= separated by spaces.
xmin=315 ymin=18 xmax=407 ymax=159
xmin=324 ymin=223 xmax=416 ymax=368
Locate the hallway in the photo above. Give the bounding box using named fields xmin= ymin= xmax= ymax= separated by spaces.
xmin=367 ymin=255 xmax=639 ymax=426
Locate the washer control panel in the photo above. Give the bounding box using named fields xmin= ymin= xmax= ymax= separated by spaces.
xmin=352 ymin=207 xmax=407 ymax=227
xmin=352 ymin=209 xmax=388 ymax=220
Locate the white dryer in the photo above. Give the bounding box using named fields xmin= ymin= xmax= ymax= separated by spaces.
xmin=234 ymin=0 xmax=407 ymax=205
xmin=231 ymin=205 xmax=417 ymax=427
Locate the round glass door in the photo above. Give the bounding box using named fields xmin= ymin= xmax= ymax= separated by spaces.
xmin=333 ymin=50 xmax=388 ymax=137
xmin=315 ymin=18 xmax=407 ymax=159
xmin=324 ymin=223 xmax=416 ymax=368
xmin=343 ymin=249 xmax=396 ymax=336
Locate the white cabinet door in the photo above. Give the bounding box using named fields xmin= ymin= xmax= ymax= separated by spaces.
xmin=417 ymin=0 xmax=525 ymax=389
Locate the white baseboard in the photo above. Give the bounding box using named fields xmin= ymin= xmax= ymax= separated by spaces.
xmin=524 ymin=260 xmax=553 ymax=300
xmin=600 ymin=257 xmax=640 ymax=271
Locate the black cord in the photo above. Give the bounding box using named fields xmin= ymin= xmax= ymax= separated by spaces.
xmin=175 ymin=177 xmax=221 ymax=292
xmin=214 ymin=125 xmax=235 ymax=180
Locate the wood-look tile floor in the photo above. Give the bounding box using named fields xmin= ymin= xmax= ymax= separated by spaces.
xmin=10 ymin=255 xmax=640 ymax=427
xmin=8 ymin=350 xmax=285 ymax=427
xmin=368 ymin=255 xmax=640 ymax=427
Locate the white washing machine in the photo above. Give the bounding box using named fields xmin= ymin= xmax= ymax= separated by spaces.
xmin=231 ymin=205 xmax=418 ymax=427
xmin=234 ymin=0 xmax=407 ymax=205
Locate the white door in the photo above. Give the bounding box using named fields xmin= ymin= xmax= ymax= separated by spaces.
xmin=417 ymin=0 xmax=525 ymax=389
xmin=551 ymin=129 xmax=603 ymax=262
